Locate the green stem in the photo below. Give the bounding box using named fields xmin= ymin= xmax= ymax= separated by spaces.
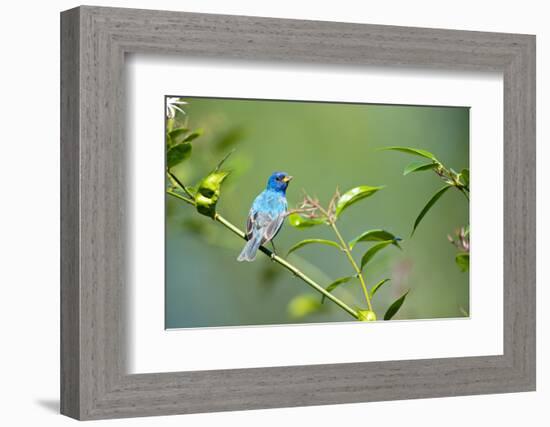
xmin=167 ymin=170 xmax=195 ymax=200
xmin=441 ymin=166 xmax=470 ymax=203
xmin=329 ymin=222 xmax=374 ymax=312
xmin=166 ymin=189 xmax=195 ymax=206
xmin=166 ymin=191 xmax=359 ymax=320
xmin=457 ymin=186 xmax=470 ymax=202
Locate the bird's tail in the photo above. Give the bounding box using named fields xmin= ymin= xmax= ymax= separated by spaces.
xmin=237 ymin=235 xmax=262 ymax=262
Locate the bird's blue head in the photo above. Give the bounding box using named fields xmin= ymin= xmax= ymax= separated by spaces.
xmin=266 ymin=171 xmax=293 ymax=193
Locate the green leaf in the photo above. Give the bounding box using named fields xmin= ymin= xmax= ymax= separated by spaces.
xmin=321 ymin=276 xmax=354 ymax=304
xmin=360 ymin=240 xmax=394 ymax=271
xmin=460 ymin=168 xmax=470 ymax=187
xmin=403 ymin=161 xmax=437 ymax=176
xmin=381 ymin=146 xmax=438 ymax=161
xmin=195 ymin=171 xmax=230 ymax=218
xmin=183 ymin=129 xmax=203 ymax=143
xmin=349 ymin=229 xmax=402 ymax=250
xmin=335 ymin=186 xmax=384 ymax=217
xmin=412 ymin=185 xmax=453 ymax=236
xmin=370 ymin=278 xmax=391 ymax=298
xmin=198 ymin=171 xmax=230 ymax=198
xmin=167 ymin=143 xmax=192 ymax=168
xmin=384 ymin=290 xmax=410 ymax=320
xmin=213 ymin=149 xmax=236 ymax=172
xmin=288 ymin=294 xmax=322 ymax=319
xmin=455 ymin=252 xmax=470 ymax=272
xmin=287 ymin=239 xmax=341 ymax=256
xmin=168 ymin=128 xmax=190 ymax=145
xmin=288 ymin=213 xmax=326 ymax=228
xmin=357 ymin=310 xmax=377 ymax=321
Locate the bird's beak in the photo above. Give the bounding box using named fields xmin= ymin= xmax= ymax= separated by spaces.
xmin=282 ymin=175 xmax=293 ymax=183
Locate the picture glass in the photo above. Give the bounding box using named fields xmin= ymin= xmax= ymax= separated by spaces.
xmin=165 ymin=96 xmax=470 ymax=328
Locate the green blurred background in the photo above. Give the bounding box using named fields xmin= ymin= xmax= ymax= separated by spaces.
xmin=166 ymin=97 xmax=469 ymax=329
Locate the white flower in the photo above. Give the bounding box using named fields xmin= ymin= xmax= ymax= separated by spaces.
xmin=166 ymin=97 xmax=188 ymax=119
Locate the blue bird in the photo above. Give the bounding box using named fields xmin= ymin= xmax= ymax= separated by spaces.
xmin=237 ymin=171 xmax=293 ymax=262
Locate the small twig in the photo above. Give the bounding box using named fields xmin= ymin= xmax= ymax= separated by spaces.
xmin=327 ymin=187 xmax=340 ymax=220
xmin=448 ymin=226 xmax=470 ymax=253
xmin=166 ymin=189 xmax=195 ymax=206
xmin=437 ymin=165 xmax=470 ymax=203
xmin=285 ymin=207 xmax=317 ymax=217
xmin=457 ymin=186 xmax=470 ymax=202
xmin=167 ymin=170 xmax=195 ymax=200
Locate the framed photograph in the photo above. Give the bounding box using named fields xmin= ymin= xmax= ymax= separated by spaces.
xmin=61 ymin=6 xmax=535 ymax=420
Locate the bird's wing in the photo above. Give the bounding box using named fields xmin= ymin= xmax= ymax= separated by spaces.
xmin=246 ymin=209 xmax=269 ymax=241
xmin=260 ymin=212 xmax=286 ymax=245
xmin=245 ymin=210 xmax=255 ymax=240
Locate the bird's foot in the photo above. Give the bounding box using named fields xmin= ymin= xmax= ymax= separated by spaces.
xmin=269 ymin=241 xmax=279 ymax=260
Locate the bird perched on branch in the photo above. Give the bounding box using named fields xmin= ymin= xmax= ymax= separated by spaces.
xmin=237 ymin=171 xmax=293 ymax=262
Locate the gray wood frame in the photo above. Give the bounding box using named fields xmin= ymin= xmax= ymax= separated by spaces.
xmin=60 ymin=5 xmax=536 ymax=420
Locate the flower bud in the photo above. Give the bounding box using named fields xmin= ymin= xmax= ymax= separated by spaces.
xmin=195 ymin=171 xmax=230 ymax=218
xmin=357 ymin=310 xmax=377 ymax=322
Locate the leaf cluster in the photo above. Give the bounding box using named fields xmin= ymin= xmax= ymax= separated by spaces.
xmin=381 ymin=146 xmax=469 ymax=236
xmin=287 ymin=186 xmax=408 ymax=321
xmin=448 ymin=226 xmax=470 ymax=272
xmin=382 ymin=146 xmax=470 ymax=275
xmin=166 ymin=124 xmax=203 ymax=169
xmin=165 ymin=100 xmax=233 ymax=219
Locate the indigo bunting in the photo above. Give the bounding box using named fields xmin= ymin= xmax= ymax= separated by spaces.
xmin=237 ymin=171 xmax=293 ymax=262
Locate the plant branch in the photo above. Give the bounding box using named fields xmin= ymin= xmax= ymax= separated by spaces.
xmin=457 ymin=186 xmax=470 ymax=202
xmin=166 ymin=189 xmax=195 ymax=206
xmin=286 ymin=207 xmax=318 ymax=217
xmin=167 ymin=170 xmax=195 ymax=200
xmin=215 ymin=214 xmax=358 ymax=319
xmin=437 ymin=165 xmax=470 ymax=202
